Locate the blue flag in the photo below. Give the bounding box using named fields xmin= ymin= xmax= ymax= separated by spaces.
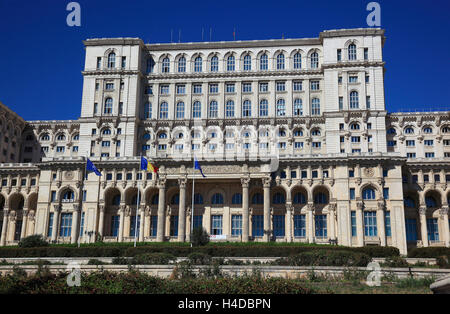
xmin=194 ymin=158 xmax=206 ymax=178
xmin=86 ymin=159 xmax=102 ymax=176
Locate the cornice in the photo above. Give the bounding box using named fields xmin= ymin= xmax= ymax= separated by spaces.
xmin=83 ymin=38 xmax=144 ymax=47
xmin=322 ymin=61 xmax=385 ymax=69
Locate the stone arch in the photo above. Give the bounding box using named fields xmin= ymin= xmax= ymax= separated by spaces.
xmin=312 ymin=185 xmax=330 ymax=206
xmin=271 ymin=186 xmax=287 ymax=206
xmin=249 ymin=187 xmax=264 ymax=207
xmin=58 ymin=186 xmax=77 ymax=202
xmin=206 ymin=186 xmax=227 ymax=206
xmin=360 ymin=183 xmax=381 ymax=200
xmin=124 ymin=187 xmax=142 ymax=205
xmin=8 ymin=193 xmax=24 ymax=211
xmin=424 ymin=189 xmax=442 ymax=214
xmin=104 ymin=187 xmax=122 ymax=206
xmin=290 ymin=185 xmax=309 ymax=209
xmin=27 ymin=193 xmax=38 ymax=211
xmin=144 ymin=187 xmax=159 ymax=206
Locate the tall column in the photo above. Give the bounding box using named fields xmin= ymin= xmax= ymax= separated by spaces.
xmin=329 ymin=204 xmax=336 ymax=240
xmin=20 ymin=209 xmax=29 ymax=240
xmin=307 ymin=203 xmax=314 ymax=243
xmin=419 ymin=206 xmax=428 ymax=247
xmin=71 ymin=204 xmax=80 ymax=244
xmin=241 ymin=177 xmax=250 ymax=242
xmin=98 ymin=205 xmax=105 ymax=237
xmin=356 ymin=201 xmax=364 ymax=247
xmin=186 ymin=206 xmax=192 ymax=241
xmin=377 ymin=202 xmax=386 ymax=246
xmin=441 ymin=206 xmax=449 ymax=247
xmin=178 ymin=178 xmax=187 ymax=242
xmin=0 ymin=208 xmax=9 ymax=246
xmin=139 ymin=205 xmax=145 ymax=242
xmin=263 ymin=177 xmax=271 ymax=242
xmin=51 ymin=205 xmax=61 ymax=243
xmin=118 ymin=205 xmax=125 ymax=242
xmin=286 ymin=203 xmax=293 ymax=242
xmin=156 ymin=178 xmax=166 ymax=242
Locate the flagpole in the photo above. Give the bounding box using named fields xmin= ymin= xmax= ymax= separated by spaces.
xmin=134 ymin=155 xmax=141 ymax=247
xmin=190 ymin=155 xmax=195 ymax=247
xmin=78 ymin=154 xmax=88 ymax=248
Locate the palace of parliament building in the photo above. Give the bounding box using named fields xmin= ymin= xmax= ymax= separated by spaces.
xmin=0 ymin=28 xmax=449 ymax=255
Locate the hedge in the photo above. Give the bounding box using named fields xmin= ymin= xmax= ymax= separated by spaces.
xmin=276 ymin=250 xmax=371 ymax=267
xmin=407 ymin=247 xmax=450 ymax=258
xmin=0 ymin=245 xmax=399 ymax=258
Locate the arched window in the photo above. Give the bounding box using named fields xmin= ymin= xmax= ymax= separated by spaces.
xmin=276 ymin=99 xmax=286 ymax=116
xmin=276 ymin=53 xmax=285 ymax=70
xmin=171 ymin=194 xmax=179 ymax=205
xmin=174 ymin=102 xmax=184 ymax=119
xmin=426 ymin=196 xmax=437 ymax=208
xmin=252 ymin=193 xmax=264 ymax=204
xmin=243 ymin=55 xmax=251 ymax=71
xmin=107 ymin=52 xmax=116 ymax=68
xmin=242 ymin=100 xmax=251 ymax=117
xmin=210 ymin=56 xmax=218 ymax=72
xmin=151 ymin=194 xmax=159 ymax=205
xmin=311 ymin=98 xmax=320 ymax=115
xmin=192 ymin=101 xmax=202 ymax=118
xmin=350 ymin=123 xmax=360 ymax=130
xmin=259 ymin=99 xmax=268 ymax=117
xmin=194 ymin=57 xmax=202 ymax=72
xmin=112 ymin=194 xmax=121 ymax=206
xmin=442 ymin=126 xmax=450 ymax=134
xmin=159 ymin=102 xmax=168 ymax=119
xmin=194 ymin=193 xmax=203 ymax=204
xmin=278 ymin=129 xmax=286 ymax=137
xmin=226 ymin=100 xmax=235 ymax=117
xmin=63 ymin=190 xmax=74 ymax=200
xmin=178 ymin=56 xmax=186 ymax=72
xmin=293 ymin=193 xmax=306 ymax=204
xmin=144 ymin=102 xmax=152 ymax=119
xmin=387 ymin=128 xmax=396 ymax=135
xmin=146 ymin=57 xmax=155 ymax=73
xmin=348 ymin=44 xmax=357 ymax=60
xmin=162 ymin=57 xmax=170 ymax=73
xmin=293 ymin=52 xmax=302 ymax=69
xmin=405 ymin=127 xmax=414 ymax=135
xmin=211 ymin=193 xmax=223 ymax=205
xmin=209 ymin=101 xmax=218 ymax=118
xmin=314 ymin=192 xmax=328 ymax=204
xmin=40 ymin=133 xmax=50 ymax=141
xmin=404 ymin=197 xmax=415 ymax=208
xmin=423 ymin=127 xmax=433 ymax=134
xmin=310 ymin=52 xmax=319 ymax=68
xmin=56 ymin=134 xmax=66 ymax=141
xmin=349 ymin=91 xmax=359 ymax=109
xmin=232 ymin=193 xmax=242 ymax=204
xmin=102 ymin=128 xmax=111 ymax=135
xmin=293 ymin=99 xmax=303 ymax=116
xmin=273 ymin=192 xmax=285 ymax=204
xmin=72 ymin=134 xmax=79 ymax=141
xmin=227 ymin=55 xmax=235 ymax=71
xmin=260 ymin=54 xmax=268 ymax=70
xmin=104 ymin=98 xmax=113 ymax=114
xmin=143 ymin=133 xmax=151 ymax=140
xmin=294 ymin=129 xmax=303 ymax=137
xmin=311 ymin=129 xmax=321 ymax=136
xmin=363 ymin=188 xmax=376 ymax=200
xmin=158 ymin=132 xmax=167 ymax=139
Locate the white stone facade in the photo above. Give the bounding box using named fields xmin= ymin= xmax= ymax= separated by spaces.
xmin=0 ymin=28 xmax=449 ymax=255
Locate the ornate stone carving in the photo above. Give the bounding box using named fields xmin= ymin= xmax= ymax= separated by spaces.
xmin=356 ymin=202 xmax=363 ymax=210
xmin=178 ymin=178 xmax=187 ymax=188
xmin=73 ymin=204 xmax=80 ymax=212
xmin=440 ymin=206 xmax=449 ymax=217
xmin=364 ymin=167 xmax=374 ymax=177
xmin=307 ymin=203 xmax=314 ymax=211
xmin=53 ymin=204 xmax=61 ymax=212
xmin=286 ymin=203 xmax=293 ymax=212
xmin=262 ymin=177 xmax=271 ymax=188
xmin=99 ymin=205 xmax=105 ymax=213
xmin=64 ymin=171 xmax=74 ymax=180
xmin=241 ymin=177 xmax=250 ymax=188
xmin=419 ymin=206 xmax=427 ymax=215
xmin=328 ymin=203 xmax=336 ymax=212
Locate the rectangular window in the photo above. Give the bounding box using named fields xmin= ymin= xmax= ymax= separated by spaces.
xmin=293 ymin=81 xmax=302 ymax=91
xmin=96 ymin=57 xmax=102 ymax=69
xmin=349 ymin=76 xmax=358 ymax=83
xmin=425 ymin=152 xmax=435 ymax=158
xmin=145 ymin=85 xmax=153 ymax=95
xmin=259 ymin=82 xmax=268 ymax=92
xmin=364 ymin=48 xmax=369 ymax=60
xmin=47 ymin=213 xmax=54 ymax=237
xmin=315 ymin=215 xmax=327 ymax=238
xmin=225 ymin=83 xmax=235 ymax=93
xmin=176 ymin=84 xmax=185 ymax=95
xmin=350 ymin=188 xmax=355 ymax=200
xmin=366 ymin=96 xmax=371 ymax=109
xmin=193 ymin=215 xmax=203 ymax=229
xmin=276 ymin=81 xmax=285 ymax=92
xmin=101 ymin=141 xmax=110 ymax=147
xmin=338 ymin=76 xmax=342 ymax=84
xmin=252 ymin=215 xmax=264 ymax=237
xmin=339 ymin=97 xmax=343 ymax=110
xmin=351 ymin=211 xmax=357 ymax=237
xmin=351 ymin=136 xmax=361 ymax=143
xmin=294 ymin=142 xmax=304 ymax=149
xmin=385 ymin=212 xmax=391 ymax=237
xmin=294 ymin=215 xmax=306 ymax=238
xmin=365 ymin=75 xmax=370 ymax=83
xmin=407 ymin=153 xmax=416 ymax=158
xmin=170 ymin=216 xmax=178 ymax=237
xmin=150 ymin=216 xmax=158 ymax=237
xmin=273 ymin=215 xmax=285 ymax=237
xmin=383 ymin=188 xmax=389 ymax=200
xmin=231 ymin=215 xmax=242 ymax=236
xmin=129 ymin=215 xmax=141 ymax=237
xmin=312 ymin=142 xmax=321 ymax=148
xmin=337 ymin=49 xmax=342 ymax=61
xmin=427 ymin=218 xmax=439 ymax=242
xmin=56 ymin=146 xmax=65 ymax=153
xmin=105 ymin=83 xmax=114 ymax=90
xmin=193 ymin=84 xmax=202 ymax=94
xmin=364 ymin=212 xmax=377 ymax=237
xmin=211 ymin=215 xmax=223 ymax=235
xmin=209 ymin=83 xmax=218 ymax=94
xmin=387 ymin=140 xmax=397 ymax=147
xmin=110 ymin=216 xmax=120 ymax=237
xmin=59 ymin=213 xmax=73 ymax=237
xmin=405 ymin=218 xmax=417 ymax=242
xmin=80 ymin=212 xmax=85 ymax=237
xmin=406 ymin=140 xmax=415 ymax=147
xmin=160 ymin=85 xmax=169 ymax=95
xmin=242 ymin=82 xmax=252 ymax=93
xmin=310 ymin=81 xmax=320 ymax=91
xmin=51 ymin=191 xmax=56 ymax=202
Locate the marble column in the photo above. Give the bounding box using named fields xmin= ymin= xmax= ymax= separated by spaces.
xmin=440 ymin=206 xmax=449 ymax=247
xmin=329 ymin=204 xmax=336 ymax=240
xmin=20 ymin=209 xmax=29 ymax=240
xmin=156 ymin=178 xmax=166 ymax=242
xmin=0 ymin=208 xmax=9 ymax=246
xmin=178 ymin=178 xmax=187 ymax=242
xmin=307 ymin=203 xmax=314 ymax=243
xmin=377 ymin=202 xmax=386 ymax=246
xmin=51 ymin=205 xmax=61 ymax=243
xmin=118 ymin=205 xmax=125 ymax=242
xmin=419 ymin=206 xmax=428 ymax=247
xmin=71 ymin=204 xmax=80 ymax=244
xmin=286 ymin=203 xmax=293 ymax=242
xmin=241 ymin=177 xmax=250 ymax=242
xmin=356 ymin=202 xmax=364 ymax=247
xmin=263 ymin=177 xmax=271 ymax=242
xmin=139 ymin=205 xmax=145 ymax=242
xmin=98 ymin=205 xmax=105 ymax=237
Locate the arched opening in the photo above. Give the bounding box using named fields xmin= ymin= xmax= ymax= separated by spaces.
xmin=404 ymin=191 xmax=420 ymax=246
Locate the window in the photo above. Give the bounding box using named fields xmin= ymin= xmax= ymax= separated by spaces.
xmin=405 ymin=127 xmax=414 ymax=134
xmin=366 ymin=96 xmax=371 ymax=109
xmin=159 ymin=102 xmax=168 ymax=119
xmin=383 ymin=188 xmax=389 ymax=199
xmin=210 ymin=56 xmax=218 ymax=72
xmin=350 ymin=188 xmax=355 ymax=200
xmin=294 ymin=215 xmax=306 ymax=237
xmin=365 ymin=75 xmax=370 ymax=83
xmin=176 ymin=84 xmax=185 ymax=95
xmin=363 ymin=188 xmax=376 ymax=200
xmin=47 ymin=213 xmax=54 ymax=237
xmin=104 ymin=98 xmax=113 ymax=114
xmin=211 ymin=193 xmax=224 ymax=205
xmin=276 ymin=54 xmax=285 ymax=70
xmin=405 ymin=218 xmax=417 ymax=242
xmin=101 ymin=141 xmax=110 ymax=147
xmin=314 ymin=192 xmax=327 ymax=204
xmin=129 ymin=215 xmax=141 ymax=237
xmin=162 ymin=57 xmax=170 ymax=73
xmin=194 ymin=57 xmax=202 ymax=72
xmin=226 ymin=100 xmax=235 ymax=117
xmin=312 ymin=142 xmax=321 ymax=149
xmin=293 ymin=81 xmax=302 ymax=91
xmin=427 ymin=218 xmax=439 ymax=242
xmin=311 ymin=98 xmax=320 ymax=115
xmin=59 ymin=213 xmax=73 ymax=237
xmin=176 ymin=102 xmax=185 ymax=119
xmin=243 ymin=55 xmax=251 ymax=71
xmin=107 ymin=52 xmax=115 ymax=68
xmin=225 ymin=83 xmax=235 ymax=93
xmin=169 ymin=216 xmax=178 ymax=237
xmin=273 ymin=215 xmax=285 ymax=237
xmin=259 ymin=82 xmax=268 ymax=92
xmin=349 ymin=91 xmax=359 ymax=109
xmin=146 ymin=57 xmax=155 ymax=73
xmin=145 ymin=85 xmax=153 ymax=95
xmin=276 ymin=99 xmax=286 ymax=117
xmin=406 ymin=140 xmax=415 ymax=147
xmin=242 ymin=100 xmax=251 ymax=117
xmin=272 ymin=192 xmax=285 ymax=204
xmin=118 ymin=102 xmax=123 ymax=115
xmin=211 ymin=215 xmax=223 ymax=235
xmin=232 ymin=193 xmax=242 ymax=205
xmin=337 ymin=49 xmax=342 ymax=61
xmin=150 ymin=216 xmax=157 ymax=237
xmin=293 ymin=192 xmax=306 ymax=204
xmin=251 ymin=215 xmax=263 ymax=237
xmin=385 ymin=212 xmax=391 ymax=237
xmin=209 ymin=84 xmax=218 ymax=94
xmin=310 ymin=52 xmax=319 ymax=68
xmin=144 ymin=102 xmax=152 ymax=119
xmin=424 ymin=140 xmax=434 ymax=146
xmin=351 ymin=136 xmax=361 ymax=143
xmin=259 ymin=100 xmax=268 ymax=117
xmin=407 ymin=153 xmax=416 ymax=158
xmin=160 ymin=85 xmax=169 ymax=95
xmin=349 ymin=76 xmax=358 ymax=83
xmin=364 ymin=48 xmax=369 ymax=60
xmin=260 ymin=54 xmax=268 ymax=70
xmin=231 ymin=215 xmax=242 ymax=236
xmin=227 ymin=56 xmax=235 ymax=71
xmin=56 ymin=146 xmax=65 ymax=153
xmin=193 ymin=84 xmax=202 ymax=94
xmin=364 ymin=212 xmax=377 ymax=237
xmin=293 ymin=99 xmax=303 ymax=116
xmin=315 ymin=215 xmax=327 ymax=238
xmin=177 ymin=56 xmax=186 ymax=72
xmin=348 ymin=44 xmax=357 ymax=60
xmin=293 ymin=52 xmax=302 ymax=69
xmin=310 ymin=81 xmax=320 ymax=90
xmin=105 ymin=83 xmax=114 ymax=90
xmin=276 ymin=81 xmax=285 ymax=92
xmin=192 ymin=101 xmax=202 ymax=118
xmin=96 ymin=57 xmax=102 ymax=69
xmin=387 ymin=128 xmax=396 ymax=135
xmin=242 ymin=82 xmax=252 ymax=93
xmin=110 ymin=216 xmax=120 ymax=237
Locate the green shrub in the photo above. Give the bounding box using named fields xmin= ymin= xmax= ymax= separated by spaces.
xmin=191 ymin=227 xmax=210 ymax=246
xmin=187 ymin=252 xmax=212 ymax=265
xmin=131 ymin=253 xmax=176 ymax=265
xmin=436 ymin=256 xmax=449 ymax=269
xmin=18 ymin=235 xmax=49 ymax=248
xmin=111 ymin=257 xmax=130 ymax=265
xmin=285 ymin=250 xmax=371 ymax=267
xmin=407 ymin=247 xmax=450 ymax=258
xmin=382 ymin=256 xmax=409 ymax=268
xmin=87 ymin=259 xmax=107 ymax=265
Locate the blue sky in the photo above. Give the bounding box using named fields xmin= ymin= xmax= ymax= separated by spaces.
xmin=0 ymin=0 xmax=449 ymax=120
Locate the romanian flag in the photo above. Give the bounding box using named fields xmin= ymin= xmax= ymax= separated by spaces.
xmin=141 ymin=156 xmax=158 ymax=173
